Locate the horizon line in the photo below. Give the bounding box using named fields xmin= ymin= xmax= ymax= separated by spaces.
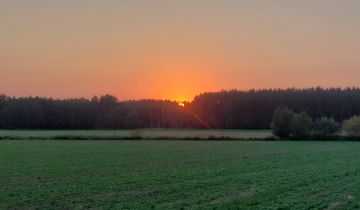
xmin=2 ymin=86 xmax=360 ymax=102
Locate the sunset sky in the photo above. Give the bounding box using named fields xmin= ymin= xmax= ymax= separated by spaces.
xmin=1 ymin=0 xmax=360 ymax=101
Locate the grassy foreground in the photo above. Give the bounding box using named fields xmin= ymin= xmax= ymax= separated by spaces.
xmin=1 ymin=140 xmax=360 ymax=209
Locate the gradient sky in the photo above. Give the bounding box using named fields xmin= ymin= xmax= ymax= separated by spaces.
xmin=1 ymin=0 xmax=360 ymax=101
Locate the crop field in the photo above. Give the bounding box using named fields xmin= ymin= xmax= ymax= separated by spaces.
xmin=1 ymin=140 xmax=360 ymax=209
xmin=0 ymin=129 xmax=272 ymax=139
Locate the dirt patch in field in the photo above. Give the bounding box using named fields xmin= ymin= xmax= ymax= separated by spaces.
xmin=209 ymin=187 xmax=258 ymax=205
xmin=327 ymin=201 xmax=342 ymax=210
xmin=326 ymin=195 xmax=354 ymax=210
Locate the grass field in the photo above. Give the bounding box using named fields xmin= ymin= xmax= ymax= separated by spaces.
xmin=1 ymin=140 xmax=360 ymax=209
xmin=0 ymin=129 xmax=272 ymax=139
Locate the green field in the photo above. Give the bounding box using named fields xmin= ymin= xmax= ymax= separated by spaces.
xmin=1 ymin=140 xmax=360 ymax=209
xmin=0 ymin=129 xmax=272 ymax=139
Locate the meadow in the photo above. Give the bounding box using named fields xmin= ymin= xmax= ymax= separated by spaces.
xmin=1 ymin=140 xmax=360 ymax=209
xmin=0 ymin=129 xmax=272 ymax=140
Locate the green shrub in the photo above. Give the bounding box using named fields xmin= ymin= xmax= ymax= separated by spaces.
xmin=290 ymin=112 xmax=312 ymax=138
xmin=270 ymin=107 xmax=295 ymax=138
xmin=343 ymin=116 xmax=360 ymax=136
xmin=312 ymin=117 xmax=340 ymax=136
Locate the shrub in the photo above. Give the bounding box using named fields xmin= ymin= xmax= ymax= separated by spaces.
xmin=270 ymin=107 xmax=295 ymax=138
xmin=343 ymin=116 xmax=360 ymax=136
xmin=312 ymin=117 xmax=340 ymax=136
xmin=290 ymin=112 xmax=312 ymax=138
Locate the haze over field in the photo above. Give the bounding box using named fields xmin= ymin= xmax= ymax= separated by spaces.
xmin=1 ymin=0 xmax=360 ymax=100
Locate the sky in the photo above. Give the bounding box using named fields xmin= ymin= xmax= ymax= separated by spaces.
xmin=1 ymin=0 xmax=360 ymax=101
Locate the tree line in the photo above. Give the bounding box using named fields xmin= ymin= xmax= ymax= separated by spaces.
xmin=270 ymin=107 xmax=360 ymax=139
xmin=1 ymin=87 xmax=360 ymax=129
xmin=0 ymin=95 xmax=196 ymax=129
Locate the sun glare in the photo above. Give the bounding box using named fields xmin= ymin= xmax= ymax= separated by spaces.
xmin=178 ymin=102 xmax=185 ymax=107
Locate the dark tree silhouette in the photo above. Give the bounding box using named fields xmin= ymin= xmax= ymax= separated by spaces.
xmin=1 ymin=87 xmax=360 ymax=129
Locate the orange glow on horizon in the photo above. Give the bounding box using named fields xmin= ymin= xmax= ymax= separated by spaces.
xmin=131 ymin=54 xmax=223 ymax=102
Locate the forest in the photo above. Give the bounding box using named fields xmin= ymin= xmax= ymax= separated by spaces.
xmin=1 ymin=87 xmax=360 ymax=129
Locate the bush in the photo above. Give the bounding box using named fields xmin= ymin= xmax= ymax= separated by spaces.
xmin=270 ymin=107 xmax=295 ymax=138
xmin=343 ymin=116 xmax=360 ymax=136
xmin=290 ymin=112 xmax=312 ymax=138
xmin=312 ymin=117 xmax=340 ymax=136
